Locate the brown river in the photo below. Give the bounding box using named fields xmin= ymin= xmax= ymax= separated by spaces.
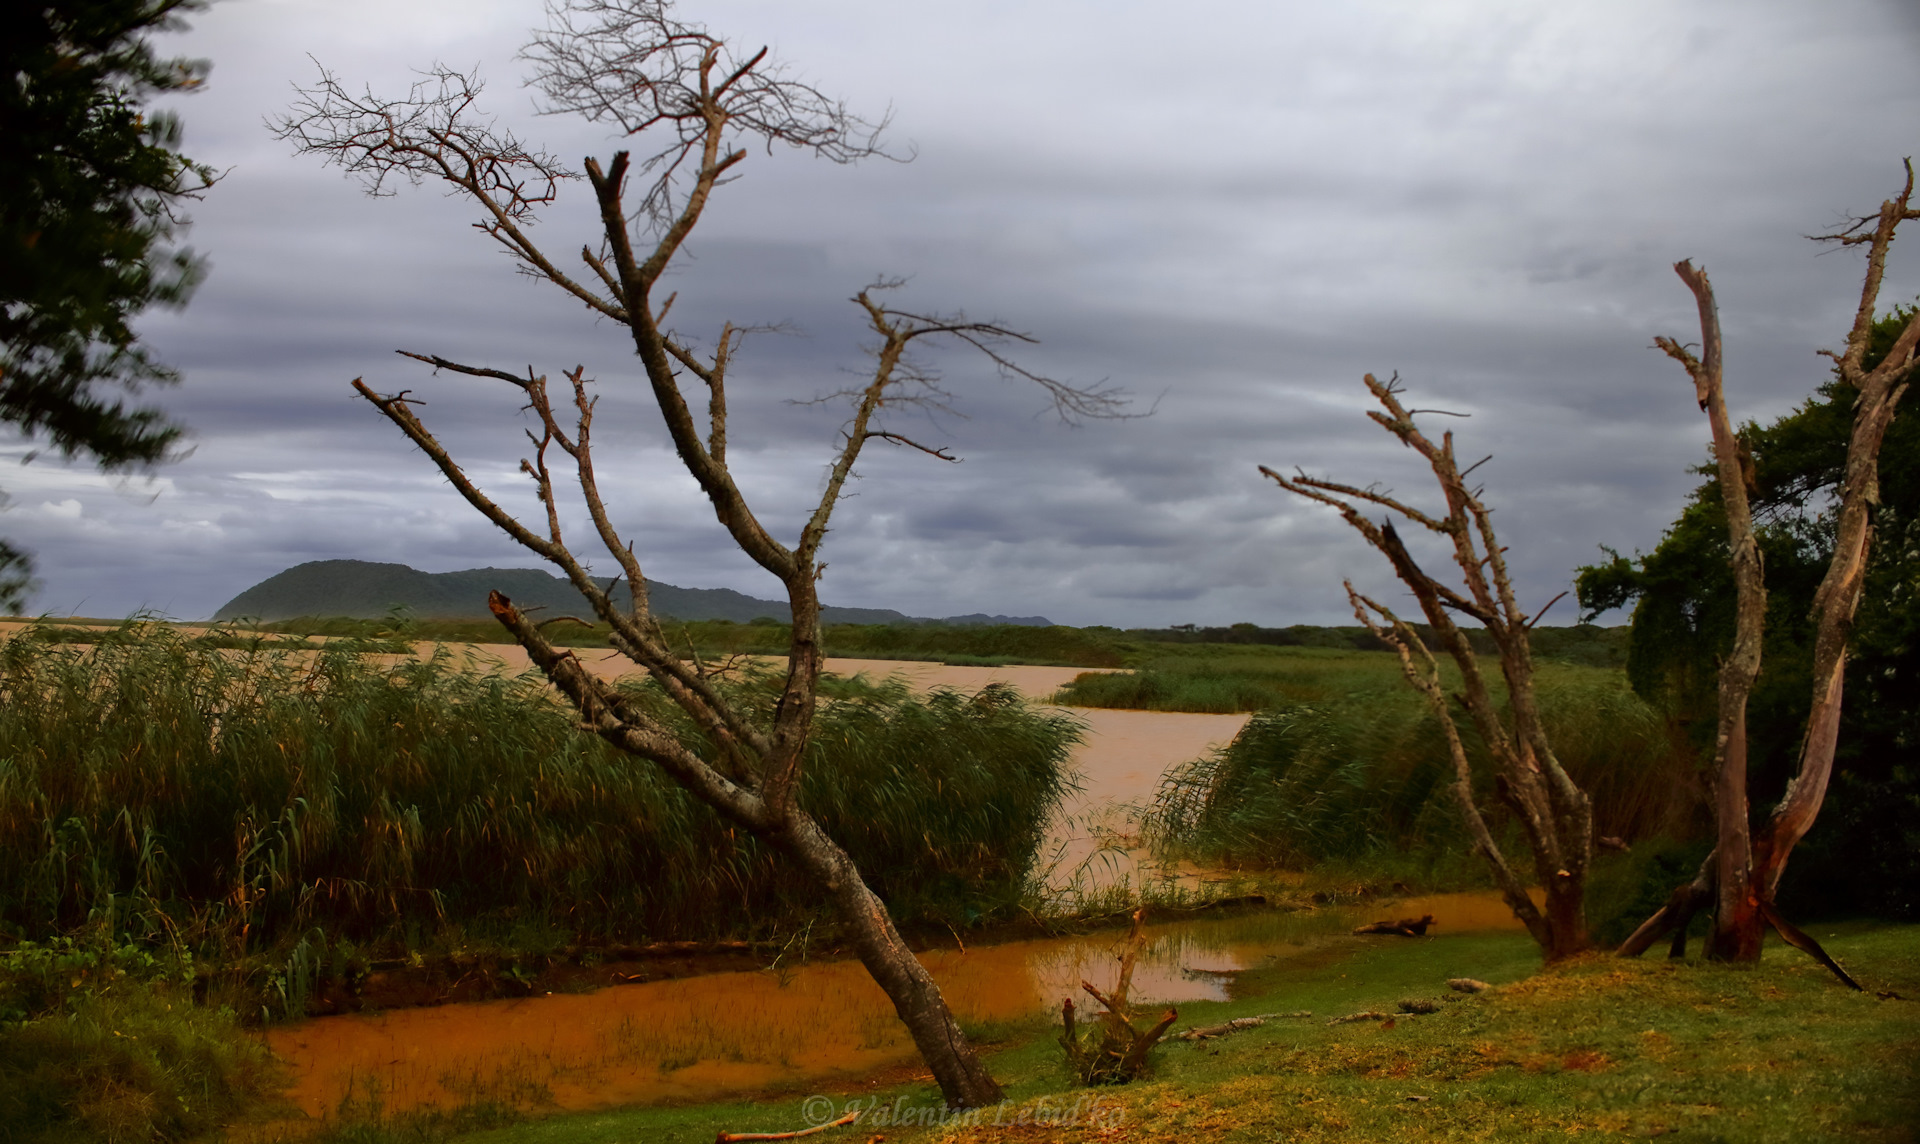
xmin=241 ymin=651 xmax=1519 ymax=1119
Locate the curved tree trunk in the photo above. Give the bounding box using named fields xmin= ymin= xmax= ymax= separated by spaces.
xmin=782 ymin=816 xmax=1004 ymax=1107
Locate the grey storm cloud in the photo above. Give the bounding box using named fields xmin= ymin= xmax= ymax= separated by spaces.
xmin=6 ymin=0 xmax=1918 ymax=626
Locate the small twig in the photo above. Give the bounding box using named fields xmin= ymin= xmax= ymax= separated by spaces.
xmin=1524 ymin=591 xmax=1569 ymax=630
xmin=864 ymin=429 xmax=959 ymax=461
xmin=535 ymin=614 xmax=595 ymax=630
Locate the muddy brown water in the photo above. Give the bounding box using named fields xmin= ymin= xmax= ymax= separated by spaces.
xmin=268 ymin=893 xmax=1522 ymax=1117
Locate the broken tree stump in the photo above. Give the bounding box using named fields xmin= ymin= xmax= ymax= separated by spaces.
xmin=1059 ymin=907 xmax=1178 ymax=1084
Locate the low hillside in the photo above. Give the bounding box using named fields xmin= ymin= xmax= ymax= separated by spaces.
xmin=211 ymin=559 xmax=1052 ymax=626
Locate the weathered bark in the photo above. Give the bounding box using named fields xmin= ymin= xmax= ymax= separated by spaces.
xmin=1625 ymin=164 xmax=1920 ymax=971
xmin=1266 ymin=377 xmax=1594 ymax=962
xmin=781 ymin=815 xmax=1005 ymax=1106
xmin=1656 ymin=261 xmax=1767 ymax=961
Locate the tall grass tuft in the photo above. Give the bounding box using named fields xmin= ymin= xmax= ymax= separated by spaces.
xmin=1146 ymin=667 xmax=1693 ymax=869
xmin=0 ymin=621 xmax=1080 ymax=960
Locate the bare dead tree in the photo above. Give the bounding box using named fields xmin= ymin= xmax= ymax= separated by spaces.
xmin=1617 ymin=163 xmax=1920 ymax=981
xmin=1263 ymin=377 xmax=1595 ymax=962
xmin=272 ymin=0 xmax=1126 ymax=1109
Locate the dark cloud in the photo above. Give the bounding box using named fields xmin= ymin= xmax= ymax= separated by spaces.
xmin=8 ymin=0 xmax=1917 ymax=626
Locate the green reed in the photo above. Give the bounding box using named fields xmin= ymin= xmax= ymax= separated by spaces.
xmin=0 ymin=620 xmax=1080 ymax=957
xmin=1052 ymin=648 xmax=1432 ymax=713
xmin=1145 ymin=665 xmax=1692 ymax=868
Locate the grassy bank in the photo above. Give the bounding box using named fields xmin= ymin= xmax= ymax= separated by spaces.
xmin=0 ymin=620 xmax=1080 ymax=972
xmin=346 ymin=922 xmax=1919 ymax=1144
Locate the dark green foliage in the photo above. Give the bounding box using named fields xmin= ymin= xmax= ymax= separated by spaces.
xmin=1575 ymin=308 xmax=1920 ymax=918
xmin=0 ymin=0 xmax=215 ymax=611
xmin=1148 ymin=672 xmax=1689 ymax=870
xmin=1130 ymin=624 xmax=1627 ymax=669
xmin=0 ymin=0 xmax=210 ymax=456
xmin=0 ymin=930 xmax=282 ymax=1144
xmin=0 ymin=984 xmax=283 ymax=1144
xmin=0 ymin=620 xmax=1079 ymax=958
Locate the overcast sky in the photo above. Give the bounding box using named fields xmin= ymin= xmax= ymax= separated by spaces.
xmin=9 ymin=0 xmax=1919 ymax=626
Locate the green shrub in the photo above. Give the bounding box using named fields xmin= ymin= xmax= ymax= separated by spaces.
xmin=0 ymin=941 xmax=282 ymax=1144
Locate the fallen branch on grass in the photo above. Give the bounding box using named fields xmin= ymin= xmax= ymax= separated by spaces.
xmin=1352 ymin=914 xmax=1436 ymax=936
xmin=1177 ymin=1010 xmax=1314 ymax=1041
xmin=716 ymin=1111 xmax=860 ymax=1143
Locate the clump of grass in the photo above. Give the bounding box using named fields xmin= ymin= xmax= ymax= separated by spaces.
xmin=0 ymin=621 xmax=1080 ymax=974
xmin=0 ymin=934 xmax=285 ymax=1144
xmin=1144 ymin=667 xmax=1692 ymax=873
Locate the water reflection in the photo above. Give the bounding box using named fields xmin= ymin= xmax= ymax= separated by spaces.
xmin=268 ymin=893 xmax=1519 ymax=1118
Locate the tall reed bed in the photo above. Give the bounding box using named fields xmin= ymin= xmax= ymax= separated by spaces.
xmin=0 ymin=621 xmax=1079 ymax=953
xmin=1146 ymin=665 xmax=1694 ymax=868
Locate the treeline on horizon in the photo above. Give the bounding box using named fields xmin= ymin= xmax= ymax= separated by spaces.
xmin=198 ymin=613 xmax=1628 ymax=670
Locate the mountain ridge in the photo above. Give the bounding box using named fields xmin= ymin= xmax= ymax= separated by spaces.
xmin=211 ymin=560 xmax=1052 ymax=627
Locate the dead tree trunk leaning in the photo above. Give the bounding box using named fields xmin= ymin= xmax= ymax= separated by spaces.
xmin=276 ymin=0 xmax=1124 ymax=1108
xmin=1265 ymin=378 xmax=1595 ymax=963
xmin=1619 ymin=164 xmax=1920 ymax=977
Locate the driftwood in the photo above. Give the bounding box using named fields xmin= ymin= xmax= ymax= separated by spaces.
xmin=1180 ymin=1010 xmax=1315 ymax=1040
xmin=717 ymin=1111 xmax=859 ymax=1143
xmin=1352 ymin=913 xmax=1435 ymax=936
xmin=1060 ymin=908 xmax=1179 ymax=1084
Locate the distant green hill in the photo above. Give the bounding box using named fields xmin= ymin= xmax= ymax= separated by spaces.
xmin=210 ymin=560 xmax=1052 ymax=627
